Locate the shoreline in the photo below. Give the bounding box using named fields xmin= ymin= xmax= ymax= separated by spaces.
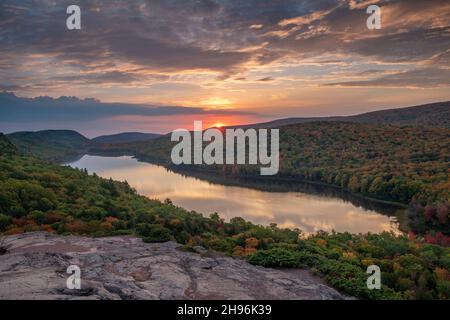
xmin=74 ymin=152 xmax=410 ymax=234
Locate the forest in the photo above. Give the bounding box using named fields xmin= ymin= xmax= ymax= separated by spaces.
xmin=1 ymin=133 xmax=449 ymax=300
xmin=91 ymin=122 xmax=450 ymax=239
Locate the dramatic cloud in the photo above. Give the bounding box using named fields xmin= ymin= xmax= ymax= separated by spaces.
xmin=0 ymin=91 xmax=252 ymax=122
xmin=0 ymin=0 xmax=449 ymax=131
xmin=326 ymin=68 xmax=450 ymax=88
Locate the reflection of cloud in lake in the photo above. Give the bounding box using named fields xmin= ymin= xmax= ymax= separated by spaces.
xmin=70 ymin=155 xmax=400 ymax=234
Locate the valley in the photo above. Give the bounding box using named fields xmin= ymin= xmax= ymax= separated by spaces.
xmin=1 ymin=100 xmax=449 ymax=300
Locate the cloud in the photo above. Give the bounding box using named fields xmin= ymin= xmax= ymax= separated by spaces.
xmin=0 ymin=0 xmax=449 ymax=95
xmin=107 ymin=35 xmax=252 ymax=72
xmin=53 ymin=71 xmax=146 ymax=85
xmin=258 ymin=77 xmax=275 ymax=82
xmin=325 ymin=68 xmax=450 ymax=88
xmin=0 ymin=91 xmax=253 ymax=123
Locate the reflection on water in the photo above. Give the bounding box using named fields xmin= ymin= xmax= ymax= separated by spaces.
xmin=68 ymin=155 xmax=402 ymax=234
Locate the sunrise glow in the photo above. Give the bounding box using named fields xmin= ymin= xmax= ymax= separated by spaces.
xmin=213 ymin=122 xmax=225 ymax=128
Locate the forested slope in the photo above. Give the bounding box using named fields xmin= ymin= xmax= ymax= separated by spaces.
xmin=233 ymin=101 xmax=450 ymax=129
xmin=7 ymin=130 xmax=91 ymax=162
xmin=0 ymin=133 xmax=449 ymax=299
xmin=92 ymin=122 xmax=450 ymax=236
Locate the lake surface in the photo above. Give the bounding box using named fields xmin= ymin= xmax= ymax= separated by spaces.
xmin=68 ymin=155 xmax=402 ymax=234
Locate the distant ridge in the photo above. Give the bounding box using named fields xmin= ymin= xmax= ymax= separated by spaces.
xmin=6 ymin=130 xmax=161 ymax=162
xmin=0 ymin=133 xmax=17 ymax=155
xmin=230 ymin=101 xmax=450 ymax=129
xmin=5 ymin=100 xmax=450 ymax=162
xmin=7 ymin=130 xmax=91 ymax=162
xmin=92 ymin=132 xmax=161 ymax=144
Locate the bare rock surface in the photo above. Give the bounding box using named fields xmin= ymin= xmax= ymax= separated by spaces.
xmin=0 ymin=232 xmax=348 ymax=300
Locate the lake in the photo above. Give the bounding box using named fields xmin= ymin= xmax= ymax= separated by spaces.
xmin=68 ymin=155 xmax=403 ymax=234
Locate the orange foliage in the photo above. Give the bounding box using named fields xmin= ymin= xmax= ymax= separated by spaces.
xmin=3 ymin=227 xmax=24 ymax=235
xmin=245 ymin=237 xmax=259 ymax=249
xmin=64 ymin=220 xmax=89 ymax=234
xmin=99 ymin=221 xmax=113 ymax=232
xmin=169 ymin=218 xmax=182 ymax=226
xmin=40 ymin=224 xmax=55 ymax=233
xmin=43 ymin=211 xmax=66 ymax=224
xmin=233 ymin=246 xmax=245 ymax=256
xmin=12 ymin=218 xmax=30 ymax=227
xmin=234 ymin=245 xmax=258 ymax=256
xmin=435 ymin=267 xmax=450 ymax=281
xmin=343 ymin=251 xmax=356 ymax=259
xmin=104 ymin=216 xmax=119 ymax=223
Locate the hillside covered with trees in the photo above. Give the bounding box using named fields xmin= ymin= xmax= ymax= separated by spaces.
xmin=6 ymin=130 xmax=160 ymax=162
xmin=7 ymin=130 xmax=91 ymax=162
xmin=0 ymin=134 xmax=449 ymax=300
xmin=91 ymin=122 xmax=450 ymax=238
xmin=230 ymin=101 xmax=450 ymax=129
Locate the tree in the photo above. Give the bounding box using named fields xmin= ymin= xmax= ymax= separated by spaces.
xmin=0 ymin=214 xmax=12 ymax=231
xmin=424 ymin=205 xmax=436 ymax=222
xmin=437 ymin=205 xmax=449 ymax=225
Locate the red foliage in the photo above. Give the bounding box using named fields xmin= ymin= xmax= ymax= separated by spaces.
xmin=64 ymin=220 xmax=89 ymax=234
xmin=424 ymin=232 xmax=450 ymax=247
xmin=104 ymin=216 xmax=119 ymax=223
xmin=437 ymin=204 xmax=449 ymax=225
xmin=3 ymin=227 xmax=24 ymax=235
xmin=424 ymin=205 xmax=436 ymax=222
xmin=424 ymin=233 xmax=437 ymax=244
xmin=43 ymin=211 xmax=66 ymax=224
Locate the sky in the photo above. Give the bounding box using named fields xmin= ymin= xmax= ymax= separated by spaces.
xmin=0 ymin=0 xmax=449 ymax=136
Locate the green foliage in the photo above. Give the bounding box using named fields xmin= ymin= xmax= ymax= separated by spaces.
xmin=6 ymin=130 xmax=91 ymax=162
xmin=0 ymin=134 xmax=17 ymax=156
xmin=1 ymin=134 xmax=449 ymax=300
xmin=248 ymin=248 xmax=304 ymax=267
xmin=0 ymin=214 xmax=12 ymax=231
xmin=137 ymin=223 xmax=173 ymax=243
xmin=99 ymin=122 xmax=449 ymax=235
xmin=248 ymin=232 xmax=449 ymax=299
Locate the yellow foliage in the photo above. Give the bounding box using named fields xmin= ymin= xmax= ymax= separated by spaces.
xmin=233 ymin=246 xmax=245 ymax=256
xmin=105 ymin=216 xmax=118 ymax=223
xmin=435 ymin=267 xmax=450 ymax=281
xmin=245 ymin=237 xmax=259 ymax=249
xmin=3 ymin=227 xmax=24 ymax=235
xmin=244 ymin=247 xmax=258 ymax=255
xmin=99 ymin=221 xmax=113 ymax=232
xmin=361 ymin=259 xmax=374 ymax=266
xmin=343 ymin=251 xmax=356 ymax=258
xmin=169 ymin=218 xmax=182 ymax=226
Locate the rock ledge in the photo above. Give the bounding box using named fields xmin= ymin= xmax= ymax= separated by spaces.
xmin=0 ymin=232 xmax=348 ymax=300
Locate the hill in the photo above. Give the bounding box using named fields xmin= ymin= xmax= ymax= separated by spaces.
xmin=6 ymin=130 xmax=162 ymax=162
xmin=347 ymin=101 xmax=450 ymax=127
xmin=5 ymin=101 xmax=450 ymax=235
xmin=6 ymin=130 xmax=90 ymax=162
xmin=0 ymin=133 xmax=17 ymax=155
xmin=92 ymin=132 xmax=161 ymax=145
xmin=233 ymin=101 xmax=450 ymax=129
xmin=96 ymin=122 xmax=450 ymax=236
xmin=0 ymin=140 xmax=448 ymax=299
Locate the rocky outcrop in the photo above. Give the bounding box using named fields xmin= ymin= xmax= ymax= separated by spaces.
xmin=0 ymin=232 xmax=348 ymax=300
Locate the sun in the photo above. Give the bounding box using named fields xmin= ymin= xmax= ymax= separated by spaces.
xmin=213 ymin=122 xmax=225 ymax=128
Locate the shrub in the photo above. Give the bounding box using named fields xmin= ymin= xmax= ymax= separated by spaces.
xmin=0 ymin=214 xmax=12 ymax=231
xmin=140 ymin=224 xmax=172 ymax=243
xmin=248 ymin=248 xmax=303 ymax=268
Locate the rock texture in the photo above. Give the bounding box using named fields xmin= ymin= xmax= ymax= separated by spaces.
xmin=0 ymin=232 xmax=348 ymax=300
